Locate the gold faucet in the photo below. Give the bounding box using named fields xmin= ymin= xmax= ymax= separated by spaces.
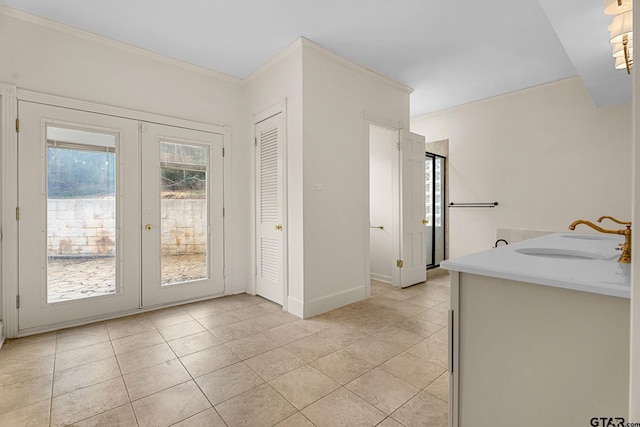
xmin=568 ymin=218 xmax=631 ymax=263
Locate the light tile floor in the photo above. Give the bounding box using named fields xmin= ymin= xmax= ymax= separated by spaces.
xmin=0 ymin=275 xmax=450 ymax=427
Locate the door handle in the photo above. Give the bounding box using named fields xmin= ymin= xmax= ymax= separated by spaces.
xmin=422 ymin=219 xmax=429 ymax=225
xmin=275 ymin=224 xmax=283 ymax=231
xmin=145 ymin=224 xmax=152 ymax=230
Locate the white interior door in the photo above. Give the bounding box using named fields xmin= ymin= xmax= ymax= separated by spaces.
xmin=141 ymin=122 xmax=224 ymax=307
xmin=17 ymin=101 xmax=140 ymax=333
xmin=255 ymin=113 xmax=285 ymax=304
xmin=398 ymin=130 xmax=427 ymax=287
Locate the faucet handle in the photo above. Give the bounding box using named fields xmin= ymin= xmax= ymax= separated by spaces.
xmin=597 ymin=215 xmax=631 ymax=226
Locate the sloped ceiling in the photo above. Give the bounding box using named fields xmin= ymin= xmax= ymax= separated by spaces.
xmin=1 ymin=0 xmax=631 ymax=117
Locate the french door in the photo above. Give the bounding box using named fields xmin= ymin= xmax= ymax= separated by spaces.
xmin=17 ymin=102 xmax=140 ymax=331
xmin=141 ymin=123 xmax=224 ymax=307
xmin=17 ymin=102 xmax=224 ymax=333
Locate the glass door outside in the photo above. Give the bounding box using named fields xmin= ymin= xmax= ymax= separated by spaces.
xmin=425 ymin=152 xmax=445 ymax=269
xmin=17 ymin=102 xmax=140 ymax=333
xmin=141 ymin=122 xmax=224 ymax=307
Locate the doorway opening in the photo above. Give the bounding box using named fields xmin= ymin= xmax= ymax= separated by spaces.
xmin=368 ymin=124 xmax=398 ymax=285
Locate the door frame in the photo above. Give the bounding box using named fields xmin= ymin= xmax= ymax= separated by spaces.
xmin=0 ymin=84 xmax=230 ymax=338
xmin=251 ymin=100 xmax=288 ymax=311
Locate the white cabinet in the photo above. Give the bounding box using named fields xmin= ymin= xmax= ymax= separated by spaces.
xmin=449 ymin=271 xmax=630 ymax=427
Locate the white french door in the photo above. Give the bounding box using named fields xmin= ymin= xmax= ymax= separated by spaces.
xmin=141 ymin=123 xmax=224 ymax=307
xmin=255 ymin=113 xmax=285 ymax=305
xmin=17 ymin=102 xmax=225 ymax=334
xmin=17 ymin=102 xmax=140 ymax=332
xmin=398 ymin=130 xmax=427 ymax=287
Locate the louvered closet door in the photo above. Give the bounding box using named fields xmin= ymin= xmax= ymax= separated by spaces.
xmin=255 ymin=113 xmax=284 ymax=304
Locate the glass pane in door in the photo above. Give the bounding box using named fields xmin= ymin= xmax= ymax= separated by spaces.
xmin=425 ymin=155 xmax=434 ymax=267
xmin=160 ymin=141 xmax=209 ymax=285
xmin=434 ymin=156 xmax=446 ymax=266
xmin=46 ymin=126 xmax=116 ymax=303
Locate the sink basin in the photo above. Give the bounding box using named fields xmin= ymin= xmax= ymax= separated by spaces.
xmin=515 ymin=248 xmax=602 ymax=260
xmin=560 ymin=234 xmax=615 ymax=241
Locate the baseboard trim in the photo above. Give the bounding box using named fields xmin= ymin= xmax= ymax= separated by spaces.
xmin=287 ymin=296 xmax=304 ymax=318
xmin=370 ymin=273 xmax=392 ymax=283
xmin=303 ymin=286 xmax=366 ymax=318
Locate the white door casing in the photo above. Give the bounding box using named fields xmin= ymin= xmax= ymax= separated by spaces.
xmin=398 ymin=130 xmax=427 ymax=287
xmin=255 ymin=112 xmax=285 ymax=305
xmin=141 ymin=122 xmax=224 ymax=307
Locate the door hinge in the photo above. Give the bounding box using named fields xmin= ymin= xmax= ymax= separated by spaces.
xmin=222 ymin=207 xmax=225 ymax=217
xmin=15 ymin=207 xmax=20 ymax=221
xmin=222 ymin=147 xmax=225 ymax=157
xmin=397 ymin=259 xmax=404 ymax=268
xmin=16 ymin=295 xmax=20 ymax=309
xmin=15 ymin=118 xmax=19 ymax=133
xmin=254 ymin=137 xmax=257 ymax=146
xmin=397 ymin=141 xmax=401 ymax=151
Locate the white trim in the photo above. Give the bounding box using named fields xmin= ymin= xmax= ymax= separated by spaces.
xmin=302 ymin=286 xmax=367 ymax=319
xmin=286 ymin=296 xmax=304 ymax=318
xmin=254 ymin=100 xmax=287 ymax=125
xmin=0 ymin=320 xmax=4 ymax=349
xmin=222 ymin=125 xmax=233 ymax=295
xmin=369 ymin=273 xmax=392 ymax=284
xmin=0 ymin=6 xmax=241 ymax=84
xmin=245 ymin=41 xmax=303 ymax=85
xmin=17 ymin=89 xmax=225 ymax=135
xmin=301 ymin=38 xmax=413 ymax=95
xmin=1 ymin=83 xmax=19 ymax=338
xmin=364 ymin=110 xmax=403 ymax=130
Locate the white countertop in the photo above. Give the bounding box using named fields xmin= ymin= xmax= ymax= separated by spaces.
xmin=440 ymin=232 xmax=630 ymax=299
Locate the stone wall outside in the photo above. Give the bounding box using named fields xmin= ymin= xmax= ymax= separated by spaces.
xmin=47 ymin=198 xmax=206 ymax=257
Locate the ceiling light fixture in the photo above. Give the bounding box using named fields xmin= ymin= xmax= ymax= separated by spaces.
xmin=605 ymin=0 xmax=633 ymax=74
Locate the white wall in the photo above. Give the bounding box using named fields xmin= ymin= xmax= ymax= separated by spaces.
xmin=369 ymin=125 xmax=397 ymax=282
xmin=0 ymin=9 xmax=251 ymax=313
xmin=244 ymin=41 xmax=305 ymax=315
xmin=301 ymin=42 xmax=411 ymax=316
xmin=411 ymin=77 xmax=632 ymax=257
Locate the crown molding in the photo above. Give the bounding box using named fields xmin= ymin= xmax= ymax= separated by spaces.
xmin=0 ymin=6 xmax=242 ymax=85
xmin=244 ymin=39 xmax=304 ymax=85
xmin=299 ymin=37 xmax=414 ymax=95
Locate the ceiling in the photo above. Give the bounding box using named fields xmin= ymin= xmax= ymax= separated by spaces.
xmin=1 ymin=0 xmax=632 ymax=117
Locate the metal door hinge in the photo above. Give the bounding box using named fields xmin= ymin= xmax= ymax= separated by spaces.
xmin=254 ymin=137 xmax=257 ymax=146
xmin=397 ymin=141 xmax=401 ymax=150
xmin=397 ymin=259 xmax=404 ymax=268
xmin=222 ymin=207 xmax=225 ymax=217
xmin=16 ymin=295 xmax=20 ymax=309
xmin=222 ymin=147 xmax=225 ymax=157
xmin=15 ymin=118 xmax=19 ymax=133
xmin=15 ymin=207 xmax=20 ymax=221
